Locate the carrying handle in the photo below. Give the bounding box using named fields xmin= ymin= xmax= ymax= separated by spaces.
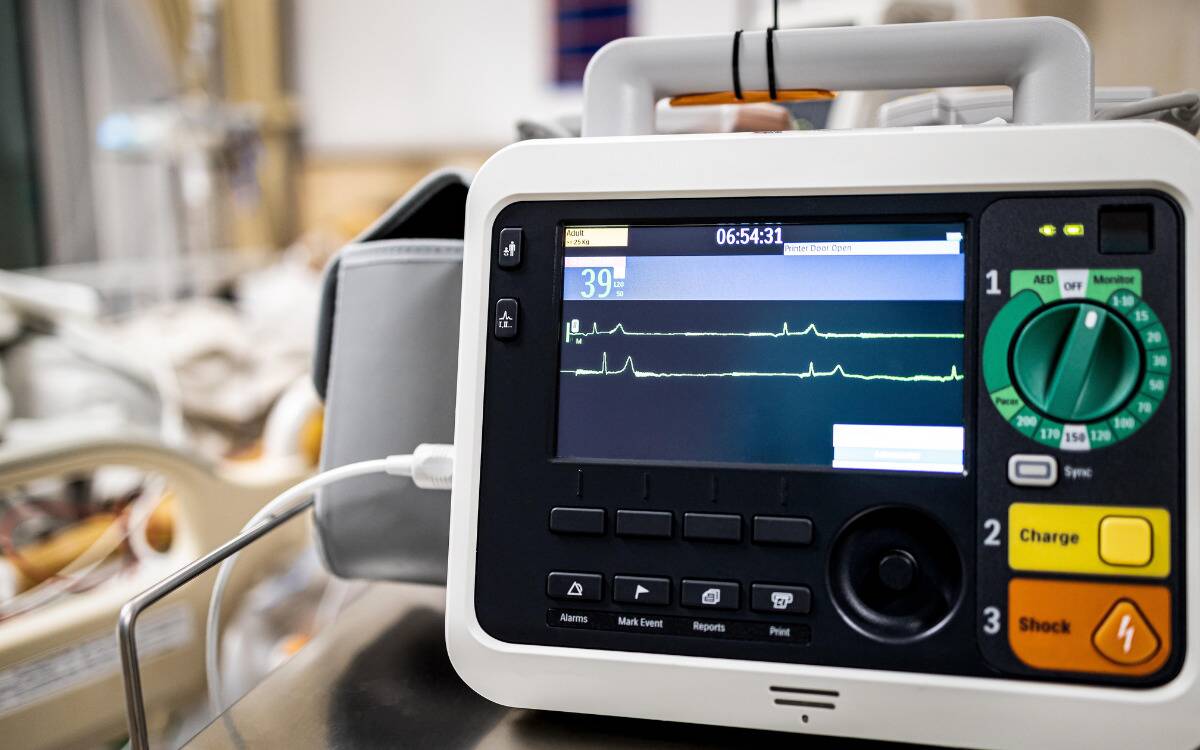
xmin=582 ymin=17 xmax=1093 ymax=136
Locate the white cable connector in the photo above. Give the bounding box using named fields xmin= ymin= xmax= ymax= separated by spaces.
xmin=204 ymin=444 xmax=454 ymax=716
xmin=386 ymin=443 xmax=456 ymax=490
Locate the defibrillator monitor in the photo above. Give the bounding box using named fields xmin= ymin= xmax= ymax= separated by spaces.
xmin=556 ymin=221 xmax=967 ymax=472
xmin=446 ymin=18 xmax=1200 ymax=750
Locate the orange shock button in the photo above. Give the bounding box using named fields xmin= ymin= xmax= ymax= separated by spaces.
xmin=1008 ymin=578 xmax=1170 ymax=676
xmin=1092 ymin=599 xmax=1160 ymax=665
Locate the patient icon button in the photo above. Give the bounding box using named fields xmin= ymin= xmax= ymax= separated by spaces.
xmin=1093 ymin=599 xmax=1159 ymax=665
xmin=498 ymin=227 xmax=522 ymax=268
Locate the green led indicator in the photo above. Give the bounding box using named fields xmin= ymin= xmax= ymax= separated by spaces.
xmin=1038 ymin=224 xmax=1057 ymax=237
xmin=1063 ymin=223 xmax=1086 ymax=237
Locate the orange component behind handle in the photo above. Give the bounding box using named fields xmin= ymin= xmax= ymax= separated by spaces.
xmin=668 ymin=89 xmax=836 ymax=106
xmin=6 ymin=513 xmax=121 ymax=589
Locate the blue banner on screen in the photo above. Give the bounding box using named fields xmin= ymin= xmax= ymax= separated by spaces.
xmin=556 ymin=222 xmax=966 ymax=473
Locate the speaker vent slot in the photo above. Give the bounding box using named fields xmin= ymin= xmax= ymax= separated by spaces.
xmin=769 ymin=686 xmax=838 ymax=710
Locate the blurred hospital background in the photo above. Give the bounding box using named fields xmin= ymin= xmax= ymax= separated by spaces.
xmin=0 ymin=1 xmax=1196 ymax=748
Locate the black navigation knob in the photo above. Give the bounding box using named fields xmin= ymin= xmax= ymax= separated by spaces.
xmin=878 ymin=550 xmax=919 ymax=592
xmin=1011 ymin=302 xmax=1142 ymax=422
xmin=828 ymin=507 xmax=963 ymax=641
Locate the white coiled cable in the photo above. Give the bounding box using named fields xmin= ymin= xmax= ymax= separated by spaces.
xmin=204 ymin=444 xmax=455 ymax=716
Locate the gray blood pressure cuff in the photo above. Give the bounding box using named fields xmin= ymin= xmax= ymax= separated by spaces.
xmin=312 ymin=169 xmax=468 ymax=582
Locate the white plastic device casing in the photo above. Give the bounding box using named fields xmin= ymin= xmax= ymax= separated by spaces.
xmin=447 ymin=121 xmax=1200 ymax=750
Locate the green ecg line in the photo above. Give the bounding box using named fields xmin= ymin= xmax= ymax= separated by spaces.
xmin=562 ymin=353 xmax=965 ymax=383
xmin=564 ymin=321 xmax=964 ymax=342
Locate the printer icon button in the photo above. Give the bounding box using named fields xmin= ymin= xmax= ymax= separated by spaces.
xmin=751 ymin=584 xmax=812 ymax=614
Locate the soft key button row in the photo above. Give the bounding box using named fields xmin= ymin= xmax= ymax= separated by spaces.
xmin=1008 ymin=502 xmax=1169 ymax=577
xmin=549 ymin=508 xmax=814 ymax=546
xmin=1008 ymin=578 xmax=1170 ymax=676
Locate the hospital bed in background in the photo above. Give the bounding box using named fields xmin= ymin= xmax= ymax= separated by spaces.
xmin=0 ymin=436 xmax=310 ymax=749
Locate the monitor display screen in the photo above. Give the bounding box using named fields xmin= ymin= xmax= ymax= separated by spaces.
xmin=556 ymin=221 xmax=967 ymax=473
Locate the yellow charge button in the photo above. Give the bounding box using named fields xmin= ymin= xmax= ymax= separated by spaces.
xmin=1008 ymin=503 xmax=1169 ymax=577
xmin=1008 ymin=578 xmax=1171 ymax=676
xmin=1099 ymin=516 xmax=1153 ymax=567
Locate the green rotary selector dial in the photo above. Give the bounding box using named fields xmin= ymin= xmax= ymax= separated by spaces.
xmin=1010 ymin=302 xmax=1141 ymax=423
xmin=982 ymin=269 xmax=1170 ymax=451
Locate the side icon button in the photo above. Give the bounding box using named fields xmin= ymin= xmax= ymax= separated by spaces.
xmin=494 ymin=298 xmax=519 ymax=340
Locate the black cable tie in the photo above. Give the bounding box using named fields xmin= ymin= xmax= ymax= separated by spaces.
xmin=766 ymin=26 xmax=778 ymax=100
xmin=732 ymin=30 xmax=744 ymax=100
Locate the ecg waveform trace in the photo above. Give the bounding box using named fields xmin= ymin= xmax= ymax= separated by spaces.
xmin=563 ymin=319 xmax=965 ymax=343
xmin=563 ymin=352 xmax=964 ymax=383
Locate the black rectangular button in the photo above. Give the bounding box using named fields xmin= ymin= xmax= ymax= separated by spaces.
xmin=753 ymin=516 xmax=813 ymax=546
xmin=615 ymin=510 xmax=672 ymax=538
xmin=683 ymin=513 xmax=741 ymax=542
xmin=547 ymin=572 xmax=603 ymax=601
xmin=549 ymin=507 xmax=605 ymax=535
xmin=681 ymin=579 xmax=739 ymax=610
xmin=1100 ymin=206 xmax=1153 ymax=254
xmin=613 ymin=575 xmax=671 ymax=605
xmin=751 ymin=583 xmax=811 ymax=614
xmin=498 ymin=227 xmax=522 ymax=267
xmin=494 ymin=298 xmax=518 ymax=339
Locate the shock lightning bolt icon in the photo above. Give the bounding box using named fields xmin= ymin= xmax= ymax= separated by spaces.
xmin=1117 ymin=614 xmax=1134 ymax=654
xmin=1091 ymin=599 xmax=1161 ymax=667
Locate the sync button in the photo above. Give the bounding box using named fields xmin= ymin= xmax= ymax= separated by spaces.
xmin=1008 ymin=454 xmax=1058 ymax=488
